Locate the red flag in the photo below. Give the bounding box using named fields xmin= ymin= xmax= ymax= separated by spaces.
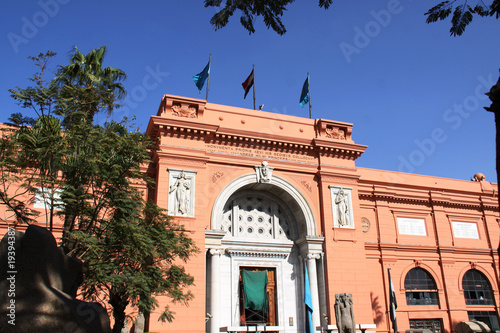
xmin=242 ymin=69 xmax=254 ymax=99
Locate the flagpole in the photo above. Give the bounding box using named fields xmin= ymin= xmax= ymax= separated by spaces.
xmin=388 ymin=268 xmax=398 ymax=333
xmin=252 ymin=64 xmax=256 ymax=110
xmin=308 ymin=72 xmax=312 ymax=119
xmin=206 ymin=54 xmax=211 ymax=101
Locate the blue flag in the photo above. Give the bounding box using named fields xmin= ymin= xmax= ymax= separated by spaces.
xmin=299 ymin=76 xmax=310 ymax=107
xmin=304 ymin=265 xmax=314 ymax=333
xmin=193 ymin=61 xmax=210 ymax=92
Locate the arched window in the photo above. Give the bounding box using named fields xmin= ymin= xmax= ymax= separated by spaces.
xmin=405 ymin=268 xmax=439 ymax=305
xmin=462 ymin=269 xmax=494 ymax=305
xmin=220 ymin=191 xmax=296 ymax=240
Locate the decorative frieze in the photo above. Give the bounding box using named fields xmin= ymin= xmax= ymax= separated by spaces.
xmin=171 ymin=103 xmax=198 ymax=118
xmin=226 ymin=249 xmax=290 ymax=259
xmin=325 ymin=125 xmax=346 ymax=140
xmin=316 ymin=119 xmax=352 ymax=141
xmin=157 ymin=94 xmax=205 ymax=118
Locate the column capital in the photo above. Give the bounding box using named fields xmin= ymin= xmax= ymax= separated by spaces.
xmin=209 ymin=248 xmax=225 ymax=256
xmin=307 ymin=253 xmax=321 ymax=260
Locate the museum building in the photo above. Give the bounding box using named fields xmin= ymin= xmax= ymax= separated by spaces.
xmin=2 ymin=94 xmax=499 ymax=333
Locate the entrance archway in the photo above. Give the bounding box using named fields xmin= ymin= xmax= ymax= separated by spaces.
xmin=206 ymin=173 xmax=324 ymax=332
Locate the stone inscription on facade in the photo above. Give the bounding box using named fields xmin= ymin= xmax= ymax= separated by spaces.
xmin=205 ymin=144 xmax=316 ymax=162
xmin=397 ymin=217 xmax=427 ymax=236
xmin=451 ymin=221 xmax=479 ymax=239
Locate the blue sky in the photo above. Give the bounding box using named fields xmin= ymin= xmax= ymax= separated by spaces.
xmin=1 ymin=1 xmax=499 ymax=182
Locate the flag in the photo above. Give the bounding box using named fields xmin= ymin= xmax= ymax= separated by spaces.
xmin=242 ymin=69 xmax=254 ymax=99
xmin=299 ymin=76 xmax=310 ymax=107
xmin=388 ymin=268 xmax=398 ymax=333
xmin=193 ymin=61 xmax=210 ymax=92
xmin=304 ymin=265 xmax=314 ymax=333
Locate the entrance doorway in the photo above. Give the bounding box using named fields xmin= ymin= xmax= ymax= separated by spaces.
xmin=239 ymin=267 xmax=277 ymax=326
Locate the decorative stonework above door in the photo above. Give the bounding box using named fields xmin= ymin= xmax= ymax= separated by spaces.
xmin=255 ymin=161 xmax=273 ymax=183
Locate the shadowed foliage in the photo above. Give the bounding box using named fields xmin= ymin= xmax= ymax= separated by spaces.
xmin=204 ymin=0 xmax=498 ymax=36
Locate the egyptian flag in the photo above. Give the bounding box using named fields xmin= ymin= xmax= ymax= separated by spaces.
xmin=388 ymin=268 xmax=398 ymax=333
xmin=242 ymin=69 xmax=254 ymax=99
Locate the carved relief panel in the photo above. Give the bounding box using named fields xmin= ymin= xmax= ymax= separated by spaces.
xmin=167 ymin=169 xmax=197 ymax=217
xmin=330 ymin=186 xmax=355 ymax=229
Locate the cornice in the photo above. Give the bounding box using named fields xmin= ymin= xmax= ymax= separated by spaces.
xmin=148 ymin=118 xmax=368 ymax=161
xmin=147 ymin=116 xmax=218 ymax=140
xmin=146 ymin=94 xmax=369 ymax=162
xmin=358 ymin=183 xmax=496 ymax=210
xmin=366 ymin=242 xmax=493 ymax=257
xmin=313 ymin=138 xmax=367 ymax=160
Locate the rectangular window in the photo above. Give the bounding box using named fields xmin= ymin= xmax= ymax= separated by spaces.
xmin=468 ymin=311 xmax=500 ymax=331
xmin=34 ymin=187 xmax=63 ymax=210
xmin=406 ymin=291 xmax=439 ymax=305
xmin=409 ymin=319 xmax=442 ymax=333
xmin=239 ymin=267 xmax=277 ymax=326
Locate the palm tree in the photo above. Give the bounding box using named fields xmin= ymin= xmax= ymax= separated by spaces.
xmin=54 ymin=46 xmax=126 ymax=124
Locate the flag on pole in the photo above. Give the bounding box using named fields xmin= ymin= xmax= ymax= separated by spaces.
xmin=304 ymin=265 xmax=314 ymax=333
xmin=299 ymin=75 xmax=310 ymax=108
xmin=193 ymin=61 xmax=210 ymax=92
xmin=388 ymin=268 xmax=398 ymax=333
xmin=242 ymin=68 xmax=254 ymax=99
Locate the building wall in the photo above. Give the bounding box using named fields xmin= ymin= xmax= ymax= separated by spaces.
xmin=1 ymin=94 xmax=498 ymax=333
xmin=357 ymin=168 xmax=500 ymax=333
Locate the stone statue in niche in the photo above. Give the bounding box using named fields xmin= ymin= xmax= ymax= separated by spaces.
xmin=169 ymin=171 xmax=190 ymax=215
xmin=171 ymin=103 xmax=197 ymax=118
xmin=335 ymin=188 xmax=349 ymax=226
xmin=255 ymin=161 xmax=273 ymax=183
xmin=335 ymin=293 xmax=356 ymax=333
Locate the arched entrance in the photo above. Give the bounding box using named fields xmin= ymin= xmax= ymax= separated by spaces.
xmin=206 ymin=173 xmax=324 ymax=333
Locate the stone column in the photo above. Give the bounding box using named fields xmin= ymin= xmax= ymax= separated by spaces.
xmin=209 ymin=248 xmax=223 ymax=333
xmin=307 ymin=253 xmax=321 ymax=330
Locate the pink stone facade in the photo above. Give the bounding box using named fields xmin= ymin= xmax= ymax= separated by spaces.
xmin=1 ymin=94 xmax=498 ymax=333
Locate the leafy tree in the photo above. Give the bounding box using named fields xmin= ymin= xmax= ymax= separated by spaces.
xmin=0 ymin=125 xmax=39 ymax=225
xmin=3 ymin=51 xmax=61 ymax=228
xmin=205 ymin=0 xmax=332 ymax=35
xmin=204 ymin=0 xmax=498 ymax=36
xmin=425 ymin=0 xmax=499 ymax=36
xmin=4 ymin=48 xmax=198 ymax=332
xmin=54 ymin=46 xmax=126 ymax=125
